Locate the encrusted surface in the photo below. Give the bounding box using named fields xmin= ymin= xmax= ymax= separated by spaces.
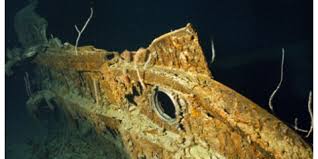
xmin=26 ymin=24 xmax=312 ymax=158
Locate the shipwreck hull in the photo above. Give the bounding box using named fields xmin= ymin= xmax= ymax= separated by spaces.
xmin=24 ymin=24 xmax=311 ymax=158
xmin=7 ymin=3 xmax=312 ymax=158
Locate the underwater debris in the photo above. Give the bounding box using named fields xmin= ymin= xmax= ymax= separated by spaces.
xmin=14 ymin=0 xmax=48 ymax=48
xmin=6 ymin=0 xmax=56 ymax=77
xmin=26 ymin=90 xmax=55 ymax=120
xmin=5 ymin=48 xmax=22 ymax=76
xmin=10 ymin=2 xmax=312 ymax=159
xmin=24 ymin=123 xmax=127 ymax=159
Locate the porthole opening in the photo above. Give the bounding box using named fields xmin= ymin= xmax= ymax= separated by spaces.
xmin=153 ymin=90 xmax=177 ymax=122
xmin=104 ymin=53 xmax=115 ymax=60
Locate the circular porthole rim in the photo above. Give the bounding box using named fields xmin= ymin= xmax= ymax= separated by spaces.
xmin=151 ymin=86 xmax=181 ymax=124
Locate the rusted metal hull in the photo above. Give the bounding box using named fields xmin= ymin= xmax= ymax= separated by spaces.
xmin=24 ymin=24 xmax=312 ymax=158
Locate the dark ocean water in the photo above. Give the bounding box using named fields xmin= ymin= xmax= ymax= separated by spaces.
xmin=5 ymin=0 xmax=313 ymax=158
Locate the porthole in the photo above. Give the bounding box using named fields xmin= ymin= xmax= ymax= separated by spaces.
xmin=152 ymin=87 xmax=178 ymax=123
xmin=104 ymin=53 xmax=115 ymax=60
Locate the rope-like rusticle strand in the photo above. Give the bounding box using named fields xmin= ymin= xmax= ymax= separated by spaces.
xmin=305 ymin=91 xmax=313 ymax=138
xmin=268 ymin=48 xmax=285 ymax=112
xmin=293 ymin=91 xmax=313 ymax=138
xmin=24 ymin=72 xmax=32 ymax=96
xmin=210 ymin=38 xmax=215 ymax=64
xmin=74 ymin=8 xmax=93 ymax=55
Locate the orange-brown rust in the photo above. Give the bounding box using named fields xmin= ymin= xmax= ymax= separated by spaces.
xmin=31 ymin=24 xmax=312 ymax=158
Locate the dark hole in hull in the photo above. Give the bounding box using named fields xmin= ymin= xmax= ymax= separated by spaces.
xmin=154 ymin=91 xmax=176 ymax=120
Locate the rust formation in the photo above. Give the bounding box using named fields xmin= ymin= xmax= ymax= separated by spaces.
xmin=7 ymin=3 xmax=312 ymax=159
